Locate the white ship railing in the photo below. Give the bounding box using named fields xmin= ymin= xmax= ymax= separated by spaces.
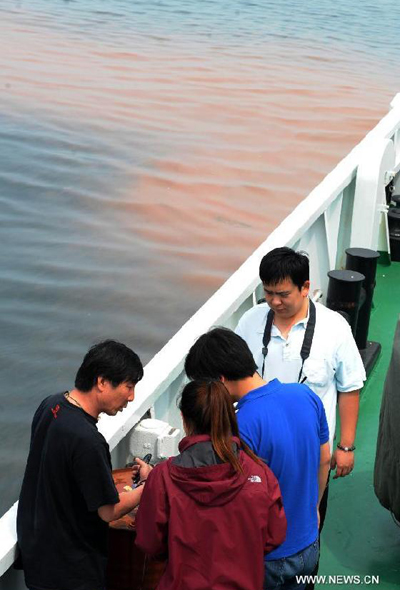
xmin=1 ymin=94 xmax=400 ymax=589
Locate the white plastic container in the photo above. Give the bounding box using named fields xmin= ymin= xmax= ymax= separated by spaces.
xmin=129 ymin=418 xmax=181 ymax=462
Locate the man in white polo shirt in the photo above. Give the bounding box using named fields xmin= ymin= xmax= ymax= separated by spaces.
xmin=236 ymin=247 xmax=366 ymax=585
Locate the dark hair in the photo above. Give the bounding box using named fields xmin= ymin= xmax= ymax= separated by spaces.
xmin=75 ymin=339 xmax=143 ymax=392
xmin=259 ymin=247 xmax=309 ymax=290
xmin=179 ymin=380 xmax=261 ymax=472
xmin=184 ymin=327 xmax=257 ymax=381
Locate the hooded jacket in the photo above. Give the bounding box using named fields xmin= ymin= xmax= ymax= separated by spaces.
xmin=135 ymin=435 xmax=286 ymax=590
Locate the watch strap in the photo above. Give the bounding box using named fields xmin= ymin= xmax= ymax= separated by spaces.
xmin=337 ymin=443 xmax=356 ymax=452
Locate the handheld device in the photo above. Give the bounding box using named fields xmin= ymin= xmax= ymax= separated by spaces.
xmin=132 ymin=453 xmax=152 ymax=486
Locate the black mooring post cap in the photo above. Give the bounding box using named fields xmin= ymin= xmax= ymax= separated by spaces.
xmin=327 ymin=270 xmax=365 ymax=283
xmin=345 ymin=248 xmax=380 ymax=260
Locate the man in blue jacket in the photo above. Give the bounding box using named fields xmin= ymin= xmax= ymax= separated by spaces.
xmin=185 ymin=328 xmax=331 ymax=590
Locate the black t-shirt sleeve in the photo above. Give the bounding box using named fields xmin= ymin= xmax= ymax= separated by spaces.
xmin=30 ymin=396 xmax=52 ymax=449
xmin=72 ymin=442 xmax=119 ymax=512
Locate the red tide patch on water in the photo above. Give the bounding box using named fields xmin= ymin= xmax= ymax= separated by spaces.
xmin=1 ymin=11 xmax=393 ymax=299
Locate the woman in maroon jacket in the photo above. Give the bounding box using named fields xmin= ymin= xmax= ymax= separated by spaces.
xmin=135 ymin=380 xmax=286 ymax=590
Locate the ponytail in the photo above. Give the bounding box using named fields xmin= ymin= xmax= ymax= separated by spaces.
xmin=208 ymin=381 xmax=242 ymax=472
xmin=179 ymin=380 xmax=262 ymax=473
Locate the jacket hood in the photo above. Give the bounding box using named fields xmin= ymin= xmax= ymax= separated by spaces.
xmin=168 ymin=435 xmax=251 ymax=506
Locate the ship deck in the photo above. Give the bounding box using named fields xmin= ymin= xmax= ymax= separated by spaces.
xmin=319 ymin=259 xmax=400 ymax=588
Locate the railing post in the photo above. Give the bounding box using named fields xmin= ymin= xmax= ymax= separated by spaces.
xmin=350 ymin=139 xmax=395 ymax=251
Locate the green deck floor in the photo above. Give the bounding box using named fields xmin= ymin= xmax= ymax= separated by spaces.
xmin=319 ymin=261 xmax=400 ymax=589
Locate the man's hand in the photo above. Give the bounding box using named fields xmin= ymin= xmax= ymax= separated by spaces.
xmin=98 ymin=458 xmax=153 ymax=523
xmin=331 ymin=448 xmax=354 ymax=479
xmin=134 ymin=457 xmax=153 ymax=483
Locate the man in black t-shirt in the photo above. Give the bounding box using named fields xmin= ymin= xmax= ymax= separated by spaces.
xmin=17 ymin=339 xmax=152 ymax=590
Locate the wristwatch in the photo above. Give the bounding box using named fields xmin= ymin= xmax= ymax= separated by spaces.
xmin=337 ymin=443 xmax=356 ymax=452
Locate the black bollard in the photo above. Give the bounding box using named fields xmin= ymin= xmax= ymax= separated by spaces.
xmin=345 ymin=248 xmax=381 ymax=375
xmin=345 ymin=248 xmax=380 ymax=349
xmin=326 ymin=270 xmax=365 ymax=336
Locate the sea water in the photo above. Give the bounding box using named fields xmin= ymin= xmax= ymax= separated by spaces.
xmin=1 ymin=0 xmax=399 ymax=514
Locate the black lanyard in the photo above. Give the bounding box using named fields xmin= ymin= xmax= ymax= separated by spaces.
xmin=261 ymin=299 xmax=316 ymax=383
